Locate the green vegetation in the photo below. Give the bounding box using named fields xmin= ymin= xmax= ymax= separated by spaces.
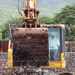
xmin=54 ymin=4 xmax=75 ymax=26
xmin=2 ymin=17 xmax=22 ymax=39
xmin=39 ymin=17 xmax=54 ymax=24
xmin=0 ymin=4 xmax=20 ymax=25
xmin=0 ymin=33 xmax=2 ymax=40
xmin=54 ymin=4 xmax=75 ymax=41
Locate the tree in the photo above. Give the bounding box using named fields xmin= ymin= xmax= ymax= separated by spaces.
xmin=54 ymin=4 xmax=75 ymax=26
xmin=54 ymin=4 xmax=75 ymax=41
xmin=39 ymin=17 xmax=54 ymax=24
xmin=2 ymin=17 xmax=22 ymax=39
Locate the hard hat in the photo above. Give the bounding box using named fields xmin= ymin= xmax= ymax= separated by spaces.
xmin=50 ymin=32 xmax=56 ymax=36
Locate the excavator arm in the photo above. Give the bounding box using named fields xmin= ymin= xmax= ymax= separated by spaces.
xmin=26 ymin=0 xmax=37 ymax=8
xmin=22 ymin=0 xmax=39 ymax=27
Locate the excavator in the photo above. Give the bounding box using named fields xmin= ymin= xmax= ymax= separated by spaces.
xmin=8 ymin=0 xmax=66 ymax=74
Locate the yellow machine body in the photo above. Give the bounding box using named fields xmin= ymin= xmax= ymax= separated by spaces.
xmin=8 ymin=25 xmax=66 ymax=69
xmin=8 ymin=40 xmax=13 ymax=68
xmin=8 ymin=0 xmax=66 ymax=69
xmin=26 ymin=0 xmax=37 ymax=8
xmin=8 ymin=49 xmax=66 ymax=69
xmin=41 ymin=53 xmax=66 ymax=69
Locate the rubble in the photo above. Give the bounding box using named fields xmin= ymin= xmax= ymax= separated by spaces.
xmin=65 ymin=52 xmax=75 ymax=72
xmin=0 ymin=52 xmax=75 ymax=75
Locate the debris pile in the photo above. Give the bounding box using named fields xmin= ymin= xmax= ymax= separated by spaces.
xmin=65 ymin=52 xmax=75 ymax=72
xmin=0 ymin=52 xmax=11 ymax=75
xmin=0 ymin=52 xmax=75 ymax=75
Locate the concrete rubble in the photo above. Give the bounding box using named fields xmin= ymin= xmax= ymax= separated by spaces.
xmin=0 ymin=52 xmax=75 ymax=75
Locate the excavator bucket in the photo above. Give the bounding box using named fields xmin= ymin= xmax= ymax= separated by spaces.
xmin=12 ymin=28 xmax=49 ymax=66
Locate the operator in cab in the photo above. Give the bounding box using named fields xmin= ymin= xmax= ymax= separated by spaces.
xmin=49 ymin=32 xmax=60 ymax=50
xmin=49 ymin=32 xmax=60 ymax=61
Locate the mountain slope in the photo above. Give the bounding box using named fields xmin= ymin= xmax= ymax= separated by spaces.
xmin=0 ymin=4 xmax=20 ymax=26
xmin=0 ymin=0 xmax=75 ymax=25
xmin=0 ymin=0 xmax=75 ymax=11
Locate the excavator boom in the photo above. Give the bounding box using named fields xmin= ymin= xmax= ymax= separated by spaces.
xmin=26 ymin=0 xmax=37 ymax=8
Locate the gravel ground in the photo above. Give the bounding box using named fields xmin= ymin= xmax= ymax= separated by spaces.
xmin=0 ymin=52 xmax=75 ymax=75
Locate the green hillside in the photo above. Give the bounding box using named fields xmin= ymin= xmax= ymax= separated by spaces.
xmin=0 ymin=4 xmax=55 ymax=26
xmin=0 ymin=4 xmax=20 ymax=26
xmin=0 ymin=0 xmax=75 ymax=26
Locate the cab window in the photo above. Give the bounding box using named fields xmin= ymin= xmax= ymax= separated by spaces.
xmin=48 ymin=28 xmax=60 ymax=61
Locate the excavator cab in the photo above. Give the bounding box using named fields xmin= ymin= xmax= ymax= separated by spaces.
xmin=8 ymin=24 xmax=66 ymax=69
xmin=41 ymin=25 xmax=66 ymax=69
